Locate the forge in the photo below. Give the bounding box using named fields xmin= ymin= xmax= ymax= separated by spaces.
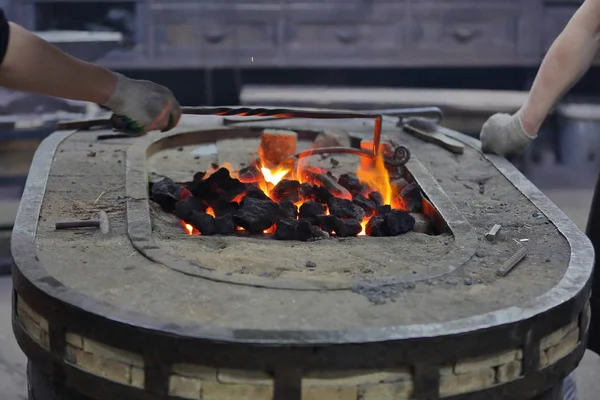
xmin=11 ymin=107 xmax=593 ymax=400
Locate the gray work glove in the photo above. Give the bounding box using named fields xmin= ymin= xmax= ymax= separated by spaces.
xmin=102 ymin=73 xmax=182 ymax=135
xmin=480 ymin=112 xmax=536 ymax=157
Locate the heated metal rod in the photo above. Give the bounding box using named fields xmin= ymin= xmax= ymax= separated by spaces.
xmin=288 ymin=145 xmax=411 ymax=167
xmin=180 ymin=107 xmax=384 ymax=157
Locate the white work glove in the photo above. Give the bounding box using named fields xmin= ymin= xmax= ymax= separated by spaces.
xmin=480 ymin=112 xmax=536 ymax=157
xmin=102 ymin=73 xmax=182 ymax=135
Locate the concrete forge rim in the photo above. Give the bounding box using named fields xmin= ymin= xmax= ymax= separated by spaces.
xmin=10 ymin=113 xmax=594 ymax=345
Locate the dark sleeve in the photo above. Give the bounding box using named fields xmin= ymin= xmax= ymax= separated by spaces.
xmin=0 ymin=9 xmax=9 ymax=67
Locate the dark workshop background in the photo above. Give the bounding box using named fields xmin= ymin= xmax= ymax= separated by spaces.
xmin=1 ymin=1 xmax=600 ymax=399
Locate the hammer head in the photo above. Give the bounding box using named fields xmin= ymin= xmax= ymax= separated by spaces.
xmin=98 ymin=211 xmax=109 ymax=234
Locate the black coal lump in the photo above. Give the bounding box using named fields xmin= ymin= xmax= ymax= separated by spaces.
xmin=316 ymin=215 xmax=361 ymax=237
xmin=275 ymin=219 xmax=314 ymax=241
xmin=174 ymin=200 xmax=194 ymax=220
xmin=353 ymin=194 xmax=376 ymax=217
xmin=278 ymin=200 xmax=298 ymax=220
xmin=384 ymin=210 xmax=415 ymax=236
xmin=338 ymin=173 xmax=364 ymax=195
xmin=271 ymin=179 xmax=301 ymax=203
xmin=299 ymin=183 xmax=313 ymax=199
xmin=233 ymin=197 xmax=279 ymax=234
xmin=334 ymin=218 xmax=362 ymax=237
xmin=190 ymin=168 xmax=246 ymax=202
xmin=214 ymin=215 xmax=236 ymax=234
xmin=299 ymin=201 xmax=326 ymax=225
xmin=400 ymin=183 xmax=422 ymax=212
xmin=376 ymin=205 xmax=392 ymax=216
xmin=327 ymin=197 xmax=365 ymax=221
xmin=174 ymin=197 xmax=207 ymax=220
xmin=368 ymin=191 xmax=385 ymax=208
xmin=244 ymin=186 xmax=270 ymax=201
xmin=311 ymin=185 xmax=333 ymax=204
xmin=317 ymin=215 xmax=338 ymax=234
xmin=187 ymin=211 xmax=216 ymax=235
xmin=150 ymin=177 xmax=181 ymax=212
xmin=212 ymin=201 xmax=239 ymax=217
xmin=365 ymin=215 xmax=388 ymax=237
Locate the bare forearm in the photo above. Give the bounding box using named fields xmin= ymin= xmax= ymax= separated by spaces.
xmin=0 ymin=22 xmax=116 ymax=103
xmin=520 ymin=1 xmax=600 ymax=134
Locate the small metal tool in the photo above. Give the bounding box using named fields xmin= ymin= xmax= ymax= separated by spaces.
xmin=55 ymin=211 xmax=109 ymax=234
xmin=496 ymin=246 xmax=528 ymax=277
xmin=485 ymin=224 xmax=502 ymax=242
xmin=402 ymin=117 xmax=465 ymax=155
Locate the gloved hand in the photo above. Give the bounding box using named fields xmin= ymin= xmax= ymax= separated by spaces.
xmin=102 ymin=73 xmax=181 ymax=135
xmin=480 ymin=112 xmax=536 ymax=157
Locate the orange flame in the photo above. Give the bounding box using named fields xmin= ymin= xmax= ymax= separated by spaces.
xmin=359 ymin=219 xmax=368 ymax=236
xmin=178 ymin=141 xmax=408 ymax=239
xmin=356 ymin=153 xmax=392 ymax=205
xmin=181 ymin=220 xmax=199 ymax=236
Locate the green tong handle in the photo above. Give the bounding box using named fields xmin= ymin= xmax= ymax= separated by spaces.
xmin=109 ymin=114 xmax=146 ymax=136
xmin=110 ymin=114 xmax=178 ymax=136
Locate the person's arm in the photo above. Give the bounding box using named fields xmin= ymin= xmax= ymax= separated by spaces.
xmin=0 ymin=11 xmax=181 ymax=134
xmin=520 ymin=0 xmax=600 ymax=134
xmin=0 ymin=22 xmax=117 ymax=104
xmin=481 ymin=0 xmax=600 ymax=156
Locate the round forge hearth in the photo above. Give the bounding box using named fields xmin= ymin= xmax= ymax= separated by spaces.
xmin=11 ymin=109 xmax=593 ymax=400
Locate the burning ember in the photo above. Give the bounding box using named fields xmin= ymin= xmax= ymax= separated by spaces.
xmin=150 ymin=129 xmax=427 ymax=241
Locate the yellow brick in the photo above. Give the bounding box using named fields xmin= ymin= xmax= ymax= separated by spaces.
xmin=66 ymin=332 xmax=83 ymax=349
xmin=540 ymin=321 xmax=578 ymax=350
xmin=17 ymin=295 xmax=48 ymax=330
xmin=540 ymin=349 xmax=549 ymax=368
xmin=454 ymin=350 xmax=518 ymax=374
xmin=202 ymin=381 xmax=274 ymax=400
xmin=302 ymin=385 xmax=357 ymax=400
xmin=168 ymin=375 xmax=202 ymax=399
xmin=304 ymin=369 xmax=410 ymax=386
xmin=83 ymin=338 xmax=143 ymax=367
xmin=173 ymin=363 xmax=218 ymax=380
xmin=218 ymin=369 xmax=273 ymax=385
xmin=19 ymin=311 xmax=49 ymax=349
xmin=497 ymin=360 xmax=522 ymax=383
xmin=359 ymin=381 xmax=414 ymax=400
xmin=67 ymin=346 xmax=131 ymax=386
xmin=546 ymin=328 xmax=580 ymax=365
xmin=516 ymin=349 xmax=523 ymax=360
xmin=440 ymin=367 xmax=495 ymax=396
xmin=131 ymin=367 xmax=145 ymax=389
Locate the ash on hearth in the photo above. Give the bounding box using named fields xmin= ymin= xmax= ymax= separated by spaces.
xmin=150 ymin=129 xmax=433 ymax=241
